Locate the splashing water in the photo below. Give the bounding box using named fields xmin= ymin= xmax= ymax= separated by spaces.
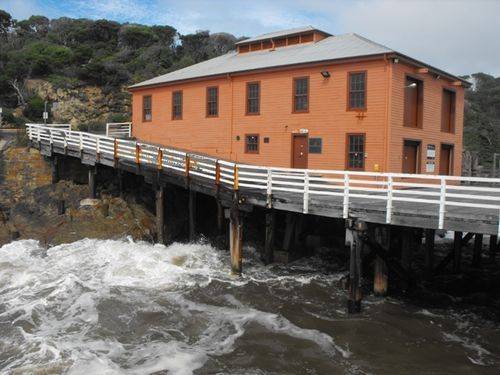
xmin=0 ymin=238 xmax=499 ymax=374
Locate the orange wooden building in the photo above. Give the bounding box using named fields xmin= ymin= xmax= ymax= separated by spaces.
xmin=129 ymin=26 xmax=469 ymax=175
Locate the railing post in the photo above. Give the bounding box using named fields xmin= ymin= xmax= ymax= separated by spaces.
xmin=303 ymin=171 xmax=309 ymax=214
xmin=385 ymin=175 xmax=393 ymax=224
xmin=185 ymin=155 xmax=190 ymax=177
xmin=343 ymin=173 xmax=350 ymax=219
xmin=113 ymin=139 xmax=118 ymax=161
xmin=438 ymin=177 xmax=446 ymax=229
xmin=157 ymin=148 xmax=163 ymax=170
xmin=79 ymin=132 xmax=83 ymax=150
xmin=128 ymin=123 xmax=132 ymax=137
xmin=233 ymin=165 xmax=239 ymax=191
xmin=63 ymin=131 xmax=68 ymax=150
xmin=215 ymin=161 xmax=221 ymax=185
xmin=266 ymin=169 xmax=272 ymax=208
xmin=96 ymin=136 xmax=100 ymax=160
xmin=135 ymin=143 xmax=141 ymax=165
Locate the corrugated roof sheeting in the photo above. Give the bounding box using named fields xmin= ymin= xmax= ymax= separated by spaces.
xmin=130 ymin=33 xmax=392 ymax=88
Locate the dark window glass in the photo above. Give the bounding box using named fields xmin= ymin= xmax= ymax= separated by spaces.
xmin=143 ymin=95 xmax=152 ymax=121
xmin=309 ymin=138 xmax=322 ymax=154
xmin=294 ymin=77 xmax=309 ymax=112
xmin=247 ymin=82 xmax=260 ymax=114
xmin=404 ymin=77 xmax=423 ymax=128
xmin=349 ymin=72 xmax=366 ymax=110
xmin=207 ymin=87 xmax=218 ymax=117
xmin=347 ymin=134 xmax=365 ymax=170
xmin=245 ymin=135 xmax=259 ymax=153
xmin=172 ymin=91 xmax=182 ymax=120
xmin=441 ymin=89 xmax=456 ymax=133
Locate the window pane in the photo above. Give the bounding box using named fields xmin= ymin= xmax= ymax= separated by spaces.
xmin=294 ymin=78 xmax=308 ymax=111
xmin=349 ymin=72 xmax=366 ymax=109
xmin=309 ymin=138 xmax=322 ymax=154
xmin=247 ymin=83 xmax=260 ymax=114
xmin=348 ymin=135 xmax=365 ymax=169
xmin=207 ymin=87 xmax=218 ymax=116
xmin=246 ymin=135 xmax=259 ymax=153
xmin=143 ymin=96 xmax=152 ymax=121
xmin=172 ymin=91 xmax=182 ymax=119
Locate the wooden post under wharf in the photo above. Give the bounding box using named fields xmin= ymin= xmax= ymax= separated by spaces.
xmin=453 ymin=231 xmax=463 ymax=273
xmin=347 ymin=220 xmax=364 ymax=313
xmin=472 ymin=233 xmax=483 ymax=267
xmin=88 ymin=167 xmax=97 ymax=199
xmin=264 ymin=209 xmax=275 ymax=265
xmin=490 ymin=235 xmax=498 ymax=263
xmin=189 ymin=190 xmax=196 ymax=242
xmin=229 ymin=191 xmax=243 ymax=275
xmin=51 ymin=156 xmax=59 ymax=184
xmin=424 ymin=229 xmax=435 ymax=278
xmin=373 ymin=226 xmax=389 ymax=297
xmin=156 ymin=185 xmax=165 ymax=244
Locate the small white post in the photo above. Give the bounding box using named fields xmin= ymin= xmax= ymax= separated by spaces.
xmin=266 ymin=169 xmax=273 ymax=208
xmin=63 ymin=131 xmax=68 ymax=149
xmin=79 ymin=132 xmax=83 ymax=150
xmin=128 ymin=123 xmax=132 ymax=137
xmin=343 ymin=173 xmax=350 ymax=219
xmin=438 ymin=177 xmax=446 ymax=229
xmin=37 ymin=127 xmax=41 ymax=142
xmin=96 ymin=136 xmax=100 ymax=154
xmin=385 ymin=175 xmax=393 ymax=224
xmin=106 ymin=123 xmax=110 ymax=137
xmin=49 ymin=129 xmax=53 ymax=145
xmin=303 ymin=171 xmax=309 ymax=214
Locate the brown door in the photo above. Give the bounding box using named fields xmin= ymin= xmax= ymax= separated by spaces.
xmin=403 ymin=140 xmax=420 ymax=173
xmin=440 ymin=144 xmax=453 ymax=175
xmin=292 ymin=134 xmax=308 ymax=168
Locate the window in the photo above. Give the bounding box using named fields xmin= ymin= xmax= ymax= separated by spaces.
xmin=143 ymin=95 xmax=152 ymax=121
xmin=404 ymin=76 xmax=423 ymax=128
xmin=246 ymin=82 xmax=260 ymax=115
xmin=172 ymin=91 xmax=182 ymax=120
xmin=293 ymin=77 xmax=309 ymax=112
xmin=441 ymin=89 xmax=456 ymax=133
xmin=206 ymin=86 xmax=218 ymax=117
xmin=346 ymin=134 xmax=365 ymax=170
xmin=348 ymin=72 xmax=366 ymax=110
xmin=245 ymin=134 xmax=259 ymax=153
xmin=309 ymin=138 xmax=322 ymax=154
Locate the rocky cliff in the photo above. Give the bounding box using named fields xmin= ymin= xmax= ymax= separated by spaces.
xmin=0 ymin=133 xmax=155 ymax=246
xmin=25 ymin=79 xmax=131 ymax=129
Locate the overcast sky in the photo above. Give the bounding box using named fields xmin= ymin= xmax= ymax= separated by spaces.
xmin=2 ymin=0 xmax=499 ymax=76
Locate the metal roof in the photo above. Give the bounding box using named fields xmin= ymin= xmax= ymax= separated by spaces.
xmin=234 ymin=26 xmax=330 ymax=45
xmin=129 ymin=31 xmax=470 ymax=89
xmin=130 ymin=33 xmax=392 ymax=89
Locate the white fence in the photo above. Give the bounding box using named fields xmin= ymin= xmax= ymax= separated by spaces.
xmin=26 ymin=123 xmax=500 ymax=235
xmin=106 ymin=122 xmax=132 ymax=138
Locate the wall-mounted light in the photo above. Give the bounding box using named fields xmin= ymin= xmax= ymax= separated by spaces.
xmin=393 ymin=57 xmax=399 ymax=64
xmin=321 ymin=71 xmax=330 ymax=78
xmin=405 ymin=82 xmax=417 ymax=89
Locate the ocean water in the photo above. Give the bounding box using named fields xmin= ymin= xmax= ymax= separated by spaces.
xmin=0 ymin=238 xmax=499 ymax=374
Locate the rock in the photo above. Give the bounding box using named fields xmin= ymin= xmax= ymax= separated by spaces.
xmin=80 ymin=198 xmax=100 ymax=207
xmin=0 ymin=142 xmax=156 ymax=246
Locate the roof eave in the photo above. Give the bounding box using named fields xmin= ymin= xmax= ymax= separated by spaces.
xmin=389 ymin=52 xmax=471 ymax=87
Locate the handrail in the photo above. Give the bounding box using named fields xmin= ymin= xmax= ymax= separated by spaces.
xmin=26 ymin=123 xmax=500 ymax=236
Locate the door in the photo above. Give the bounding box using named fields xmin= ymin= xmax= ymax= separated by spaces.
xmin=292 ymin=134 xmax=308 ymax=168
xmin=440 ymin=144 xmax=453 ymax=175
xmin=403 ymin=140 xmax=420 ymax=174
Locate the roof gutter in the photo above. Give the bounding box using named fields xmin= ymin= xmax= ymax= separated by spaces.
xmin=388 ymin=52 xmax=471 ymax=87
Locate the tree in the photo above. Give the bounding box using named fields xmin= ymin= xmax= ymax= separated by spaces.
xmin=119 ymin=24 xmax=157 ymax=49
xmin=0 ymin=9 xmax=12 ymax=37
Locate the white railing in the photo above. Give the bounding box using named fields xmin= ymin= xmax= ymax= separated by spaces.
xmin=106 ymin=122 xmax=132 ymax=138
xmin=26 ymin=124 xmax=500 ymax=235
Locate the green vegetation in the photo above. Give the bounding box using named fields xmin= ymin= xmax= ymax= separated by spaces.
xmin=0 ymin=10 xmax=240 ymax=116
xmin=462 ymin=73 xmax=500 ymax=167
xmin=0 ymin=10 xmax=498 ymax=169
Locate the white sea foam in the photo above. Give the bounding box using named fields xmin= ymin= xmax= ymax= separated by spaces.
xmin=0 ymin=238 xmax=348 ymax=374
